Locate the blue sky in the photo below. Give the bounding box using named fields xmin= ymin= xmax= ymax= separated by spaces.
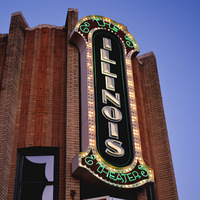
xmin=1 ymin=0 xmax=200 ymax=199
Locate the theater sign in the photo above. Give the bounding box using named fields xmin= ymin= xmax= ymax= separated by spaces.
xmin=70 ymin=15 xmax=154 ymax=189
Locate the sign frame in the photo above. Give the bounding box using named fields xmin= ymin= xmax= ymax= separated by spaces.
xmin=70 ymin=15 xmax=154 ymax=189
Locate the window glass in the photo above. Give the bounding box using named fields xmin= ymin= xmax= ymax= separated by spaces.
xmin=42 ymin=185 xmax=54 ymax=200
xmin=26 ymin=156 xmax=54 ymax=181
xmin=14 ymin=147 xmax=59 ymax=200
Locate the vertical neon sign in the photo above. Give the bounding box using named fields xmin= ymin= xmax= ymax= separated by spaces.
xmin=70 ymin=16 xmax=154 ymax=189
xmin=93 ymin=31 xmax=133 ymax=167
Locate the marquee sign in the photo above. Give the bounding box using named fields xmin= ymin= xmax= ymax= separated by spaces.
xmin=70 ymin=15 xmax=154 ymax=189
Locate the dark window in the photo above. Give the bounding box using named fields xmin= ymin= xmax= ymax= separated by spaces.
xmin=14 ymin=147 xmax=59 ymax=200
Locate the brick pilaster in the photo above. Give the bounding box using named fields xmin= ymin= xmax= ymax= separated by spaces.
xmin=65 ymin=8 xmax=80 ymax=200
xmin=0 ymin=12 xmax=28 ymax=199
xmin=0 ymin=34 xmax=8 ymax=89
xmin=138 ymin=52 xmax=178 ymax=200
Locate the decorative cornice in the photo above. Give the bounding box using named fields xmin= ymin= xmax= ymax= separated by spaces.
xmin=25 ymin=25 xmax=65 ymax=31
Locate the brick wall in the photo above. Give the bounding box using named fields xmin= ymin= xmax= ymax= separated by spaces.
xmin=0 ymin=9 xmax=81 ymax=200
xmin=0 ymin=11 xmax=70 ymax=199
xmin=0 ymin=12 xmax=28 ymax=199
xmin=0 ymin=34 xmax=7 ymax=89
xmin=7 ymin=25 xmax=67 ymax=199
xmin=65 ymin=8 xmax=80 ymax=200
xmin=134 ymin=52 xmax=178 ymax=200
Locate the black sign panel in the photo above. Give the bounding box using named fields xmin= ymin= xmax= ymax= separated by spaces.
xmin=93 ymin=30 xmax=134 ymax=167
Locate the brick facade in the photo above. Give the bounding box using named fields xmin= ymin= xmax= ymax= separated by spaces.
xmin=136 ymin=53 xmax=178 ymax=199
xmin=0 ymin=10 xmax=178 ymax=200
xmin=6 ymin=20 xmax=67 ymax=200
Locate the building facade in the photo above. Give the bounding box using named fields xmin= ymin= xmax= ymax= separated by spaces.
xmin=0 ymin=9 xmax=178 ymax=200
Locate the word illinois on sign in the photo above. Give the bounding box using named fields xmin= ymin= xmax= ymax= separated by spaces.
xmin=100 ymin=37 xmax=124 ymax=158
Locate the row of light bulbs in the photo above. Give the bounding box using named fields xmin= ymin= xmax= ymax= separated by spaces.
xmin=75 ymin=16 xmax=154 ymax=188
